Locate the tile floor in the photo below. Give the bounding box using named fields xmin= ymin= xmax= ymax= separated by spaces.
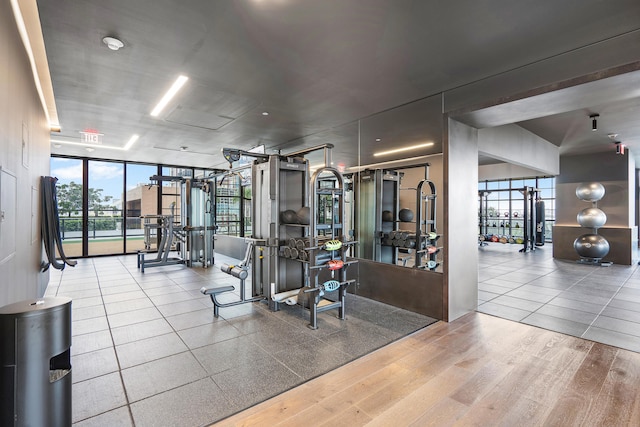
xmin=477 ymin=242 xmax=640 ymax=353
xmin=45 ymin=253 xmax=437 ymax=426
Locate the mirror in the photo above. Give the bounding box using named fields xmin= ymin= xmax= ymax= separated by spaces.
xmin=353 ymin=94 xmax=444 ymax=272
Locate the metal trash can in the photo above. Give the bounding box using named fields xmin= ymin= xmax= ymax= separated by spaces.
xmin=0 ymin=297 xmax=72 ymax=426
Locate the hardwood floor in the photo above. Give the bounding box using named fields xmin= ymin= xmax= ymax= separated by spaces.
xmin=211 ymin=312 xmax=640 ymax=426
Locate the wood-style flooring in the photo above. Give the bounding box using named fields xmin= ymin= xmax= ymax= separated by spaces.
xmin=212 ymin=312 xmax=640 ymax=426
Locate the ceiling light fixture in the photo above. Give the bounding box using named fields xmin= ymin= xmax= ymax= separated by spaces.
xmin=85 ymin=147 xmax=95 ymax=152
xmin=373 ymin=142 xmax=434 ymax=157
xmin=102 ymin=36 xmax=124 ymax=51
xmin=375 ymin=138 xmax=381 ymax=142
xmin=53 ymin=143 xmax=62 ymax=149
xmin=180 ymin=146 xmax=188 ymax=151
xmin=348 ymin=154 xmax=436 ymax=172
xmin=123 ymin=134 xmax=139 ymax=150
xmin=590 ymin=114 xmax=599 ymax=131
xmin=10 ymin=0 xmax=59 ymax=130
xmin=51 ymin=134 xmax=139 ymax=151
xmin=150 ymin=75 xmax=189 ymax=117
xmin=262 ymin=111 xmax=269 ymax=116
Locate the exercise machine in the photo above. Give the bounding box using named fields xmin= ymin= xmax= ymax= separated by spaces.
xmin=201 ymin=144 xmax=358 ymax=329
xmin=477 ymin=186 xmax=544 ymax=252
xmin=200 ymin=238 xmax=265 ymax=316
xmin=413 ymin=179 xmax=440 ymax=270
xmin=137 ymin=174 xmax=217 ymax=272
xmin=137 ymin=202 xmax=185 ymax=272
xmin=181 ymin=177 xmax=216 ymax=267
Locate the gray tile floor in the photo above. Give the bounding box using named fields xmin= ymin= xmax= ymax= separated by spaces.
xmin=478 ymin=242 xmax=640 ymax=353
xmin=45 ymin=253 xmax=437 ymax=426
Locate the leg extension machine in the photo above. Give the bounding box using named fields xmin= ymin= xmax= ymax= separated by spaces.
xmin=200 ymin=239 xmax=265 ymax=317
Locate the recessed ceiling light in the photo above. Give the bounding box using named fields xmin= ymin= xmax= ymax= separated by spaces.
xmin=150 ymin=75 xmax=189 ymax=117
xmin=375 ymin=138 xmax=381 ymax=142
xmin=102 ymin=36 xmax=124 ymax=51
xmin=262 ymin=111 xmax=269 ymax=116
xmin=373 ymin=142 xmax=434 ymax=157
xmin=85 ymin=147 xmax=95 ymax=152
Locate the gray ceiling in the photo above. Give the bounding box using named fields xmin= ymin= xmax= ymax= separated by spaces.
xmin=38 ymin=0 xmax=640 ymax=172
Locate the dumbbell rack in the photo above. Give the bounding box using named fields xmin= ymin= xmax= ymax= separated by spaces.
xmin=414 ymin=179 xmax=440 ymax=271
xmin=302 ymin=166 xmax=357 ymax=329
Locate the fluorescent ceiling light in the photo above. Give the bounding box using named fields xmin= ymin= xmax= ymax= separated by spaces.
xmin=373 ymin=142 xmax=434 ymax=157
xmin=150 ymin=75 xmax=189 ymax=117
xmin=10 ymin=0 xmax=59 ymax=130
xmin=123 ymin=134 xmax=139 ymax=150
xmin=348 ymin=154 xmax=437 ymax=172
xmin=309 ymin=162 xmax=333 ymax=171
xmin=51 ymin=134 xmax=139 ymax=151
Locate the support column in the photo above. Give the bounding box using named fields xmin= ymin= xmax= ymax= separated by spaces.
xmin=443 ymin=118 xmax=479 ymax=321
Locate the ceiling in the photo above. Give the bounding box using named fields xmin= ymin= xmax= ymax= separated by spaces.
xmin=37 ymin=0 xmax=640 ymax=172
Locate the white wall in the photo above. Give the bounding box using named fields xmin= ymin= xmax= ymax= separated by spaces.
xmin=478 ymin=162 xmax=549 ymax=181
xmin=478 ymin=124 xmax=559 ymax=176
xmin=0 ymin=0 xmax=51 ymax=306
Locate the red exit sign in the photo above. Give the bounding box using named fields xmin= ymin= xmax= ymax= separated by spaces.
xmin=80 ymin=130 xmax=103 ymax=144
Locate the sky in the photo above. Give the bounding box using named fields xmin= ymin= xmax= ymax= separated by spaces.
xmin=50 ymin=158 xmax=157 ymax=205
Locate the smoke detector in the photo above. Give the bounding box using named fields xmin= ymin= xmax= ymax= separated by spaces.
xmin=102 ymin=36 xmax=124 ymax=51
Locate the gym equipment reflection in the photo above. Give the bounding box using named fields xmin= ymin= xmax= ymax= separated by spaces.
xmin=353 ymin=164 xmax=441 ymax=271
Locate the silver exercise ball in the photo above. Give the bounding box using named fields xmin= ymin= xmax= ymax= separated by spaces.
xmin=573 ymin=234 xmax=610 ymax=259
xmin=575 ymin=182 xmax=605 ymax=202
xmin=576 ymin=207 xmax=607 ymax=229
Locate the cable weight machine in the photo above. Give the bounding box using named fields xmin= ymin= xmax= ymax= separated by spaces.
xmin=202 ymin=145 xmax=358 ymax=329
xmin=413 ymin=179 xmax=441 ymax=270
xmin=302 ymin=166 xmax=358 ymax=329
xmin=137 ymin=175 xmax=216 ymax=272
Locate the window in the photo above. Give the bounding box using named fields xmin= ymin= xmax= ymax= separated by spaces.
xmin=87 ymin=160 xmax=124 ymax=256
xmin=50 ymin=157 xmax=83 ymax=257
xmin=479 ymin=176 xmax=555 ymax=242
xmin=216 ymin=174 xmax=242 ymax=236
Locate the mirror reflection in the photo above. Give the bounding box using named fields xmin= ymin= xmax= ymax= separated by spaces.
xmin=352 ymin=95 xmax=444 ymax=272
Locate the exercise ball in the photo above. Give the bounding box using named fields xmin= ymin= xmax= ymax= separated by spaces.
xmin=398 ymin=208 xmax=414 ymax=222
xmin=280 ymin=209 xmax=298 ymax=224
xmin=574 ymin=234 xmax=610 ymax=259
xmin=576 ymin=182 xmax=605 ymax=202
xmin=382 ymin=210 xmax=393 ymax=222
xmin=296 ymin=206 xmax=310 ymax=225
xmin=577 ymin=207 xmax=607 ymax=229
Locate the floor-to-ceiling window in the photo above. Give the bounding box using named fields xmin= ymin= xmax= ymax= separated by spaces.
xmin=51 ymin=156 xmax=220 ymax=258
xmin=478 ymin=176 xmax=556 ymax=243
xmin=87 ymin=160 xmax=124 ymax=256
xmin=215 ymin=173 xmax=242 ymax=236
xmin=50 ymin=157 xmax=84 ymax=257
xmin=126 ymin=163 xmax=159 ymax=253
